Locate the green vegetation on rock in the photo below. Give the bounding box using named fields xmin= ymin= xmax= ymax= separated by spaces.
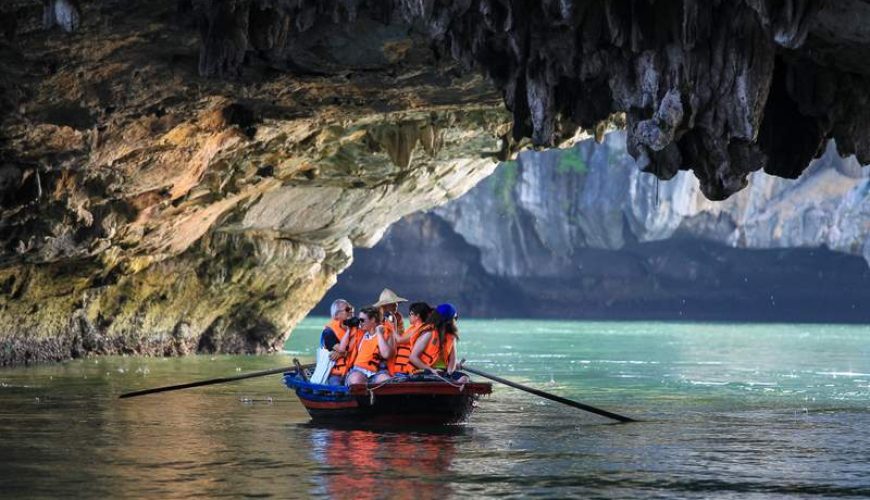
xmin=556 ymin=149 xmax=588 ymax=175
xmin=492 ymin=160 xmax=519 ymax=214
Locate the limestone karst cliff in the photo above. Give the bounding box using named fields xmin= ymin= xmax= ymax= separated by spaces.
xmin=321 ymin=132 xmax=870 ymax=322
xmin=2 ymin=0 xmax=870 ymax=363
xmin=441 ymin=133 xmax=870 ymax=274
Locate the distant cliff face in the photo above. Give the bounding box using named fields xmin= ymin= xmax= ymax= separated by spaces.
xmin=441 ymin=132 xmax=870 ymax=277
xmin=321 ymin=132 xmax=870 ymax=322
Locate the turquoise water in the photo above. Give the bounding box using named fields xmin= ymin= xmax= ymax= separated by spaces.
xmin=2 ymin=319 xmax=869 ymax=498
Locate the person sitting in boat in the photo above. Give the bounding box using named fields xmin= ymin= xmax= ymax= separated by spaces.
xmin=388 ymin=301 xmax=434 ymax=376
xmin=320 ymin=299 xmax=361 ymax=385
xmin=345 ymin=306 xmax=394 ymax=385
xmin=372 ymin=288 xmax=407 ymax=342
xmin=428 ymin=303 xmax=470 ymax=383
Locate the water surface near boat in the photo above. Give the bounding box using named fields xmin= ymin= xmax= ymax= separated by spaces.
xmin=2 ymin=319 xmax=869 ymax=498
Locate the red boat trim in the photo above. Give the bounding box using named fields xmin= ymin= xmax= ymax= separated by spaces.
xmin=346 ymin=382 xmax=492 ymax=397
xmin=302 ymin=399 xmax=360 ymax=409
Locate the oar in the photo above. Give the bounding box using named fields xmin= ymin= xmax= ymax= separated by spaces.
xmin=460 ymin=360 xmax=636 ymax=423
xmin=119 ymin=362 xmax=312 ymax=399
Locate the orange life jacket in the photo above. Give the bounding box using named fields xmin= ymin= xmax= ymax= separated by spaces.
xmin=353 ymin=332 xmax=384 ymax=372
xmin=327 ymin=319 xmax=360 ymax=377
xmin=407 ymin=330 xmax=441 ymax=373
xmin=387 ymin=323 xmax=427 ymax=375
xmin=434 ymin=332 xmax=456 ymax=370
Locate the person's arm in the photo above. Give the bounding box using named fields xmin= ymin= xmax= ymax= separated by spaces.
xmin=376 ymin=326 xmax=393 ymax=359
xmin=394 ymin=328 xmax=415 ymax=345
xmin=395 ymin=311 xmax=405 ymax=336
xmin=446 ymin=345 xmax=457 ymax=374
xmin=335 ymin=328 xmax=351 ymax=353
xmin=321 ymin=328 xmax=339 ymax=350
xmin=386 ymin=324 xmax=397 ymax=351
xmin=325 ymin=327 xmax=348 ymax=361
xmin=409 ymin=331 xmax=436 ymax=373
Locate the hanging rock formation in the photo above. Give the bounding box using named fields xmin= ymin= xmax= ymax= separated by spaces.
xmin=399 ymin=0 xmax=870 ymax=200
xmin=187 ymin=0 xmax=870 ymax=200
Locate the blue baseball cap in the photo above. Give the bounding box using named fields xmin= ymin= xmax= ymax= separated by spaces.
xmin=435 ymin=303 xmax=457 ymax=320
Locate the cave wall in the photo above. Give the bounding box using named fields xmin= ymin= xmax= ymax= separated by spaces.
xmin=0 ymin=0 xmax=508 ymax=364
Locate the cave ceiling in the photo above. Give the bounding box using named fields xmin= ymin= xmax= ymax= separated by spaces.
xmin=2 ymin=1 xmax=868 ymax=202
xmin=188 ymin=0 xmax=870 ymax=200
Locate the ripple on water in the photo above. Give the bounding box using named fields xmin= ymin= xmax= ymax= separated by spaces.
xmin=1 ymin=319 xmax=869 ymax=498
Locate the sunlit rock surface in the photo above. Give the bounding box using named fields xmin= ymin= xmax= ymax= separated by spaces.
xmin=0 ymin=1 xmax=506 ymax=364
xmin=323 ymin=132 xmax=870 ymax=322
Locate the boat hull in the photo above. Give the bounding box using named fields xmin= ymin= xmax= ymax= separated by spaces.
xmin=284 ymin=372 xmax=491 ymax=425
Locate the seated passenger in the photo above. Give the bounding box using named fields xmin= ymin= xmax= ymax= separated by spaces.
xmin=320 ymin=299 xmax=360 ymax=385
xmin=345 ymin=307 xmax=394 ymax=385
xmin=388 ymin=302 xmax=434 ymax=376
xmin=428 ymin=303 xmax=469 ymax=384
xmin=407 ymin=326 xmax=442 ymax=376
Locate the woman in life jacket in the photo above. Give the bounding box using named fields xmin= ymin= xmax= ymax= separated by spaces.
xmin=345 ymin=306 xmax=394 ymax=385
xmin=388 ymin=302 xmax=434 ymax=376
xmin=425 ymin=303 xmax=470 ymax=383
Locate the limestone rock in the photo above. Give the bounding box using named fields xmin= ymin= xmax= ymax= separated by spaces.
xmin=0 ymin=0 xmax=506 ymax=365
xmin=437 ymin=133 xmax=870 ymax=278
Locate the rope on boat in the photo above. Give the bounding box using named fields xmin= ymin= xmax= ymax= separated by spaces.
xmin=362 ymin=371 xmax=466 ymax=404
xmin=366 ymin=377 xmax=399 ymax=405
xmin=431 ymin=371 xmax=466 ymax=392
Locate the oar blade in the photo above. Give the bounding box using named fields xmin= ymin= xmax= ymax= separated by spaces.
xmin=461 ymin=363 xmax=635 ymax=423
xmin=118 ymin=365 xmax=304 ymax=399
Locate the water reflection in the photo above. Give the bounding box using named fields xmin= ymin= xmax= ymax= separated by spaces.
xmin=307 ymin=425 xmax=460 ymax=499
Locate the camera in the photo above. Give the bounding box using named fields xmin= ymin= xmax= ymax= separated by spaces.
xmin=384 ymin=312 xmax=394 ymax=322
xmin=343 ymin=317 xmax=362 ymax=328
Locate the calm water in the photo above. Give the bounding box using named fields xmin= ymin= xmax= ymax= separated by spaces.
xmin=2 ymin=319 xmax=869 ymax=498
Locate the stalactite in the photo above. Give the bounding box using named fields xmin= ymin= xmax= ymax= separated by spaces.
xmin=189 ymin=0 xmax=870 ymax=200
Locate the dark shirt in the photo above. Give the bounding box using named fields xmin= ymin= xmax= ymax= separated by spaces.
xmin=320 ymin=327 xmax=339 ymax=351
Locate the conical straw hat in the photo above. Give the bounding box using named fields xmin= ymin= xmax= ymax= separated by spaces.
xmin=372 ymin=288 xmax=407 ymax=307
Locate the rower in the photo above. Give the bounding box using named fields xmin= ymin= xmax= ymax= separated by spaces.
xmin=429 ymin=303 xmax=469 ymax=383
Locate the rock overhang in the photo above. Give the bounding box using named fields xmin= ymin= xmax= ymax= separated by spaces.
xmin=8 ymin=1 xmax=870 ymax=200
xmin=0 ymin=0 xmax=509 ymax=364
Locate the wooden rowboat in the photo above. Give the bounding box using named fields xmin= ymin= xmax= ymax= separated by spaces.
xmin=283 ymin=369 xmax=492 ymax=425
